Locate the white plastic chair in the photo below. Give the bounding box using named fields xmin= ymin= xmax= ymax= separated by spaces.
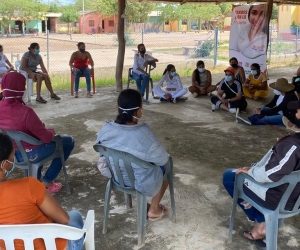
xmin=0 ymin=210 xmax=95 ymax=250
xmin=15 ymin=60 xmax=34 ymax=102
xmin=0 ymin=128 xmax=71 ymax=194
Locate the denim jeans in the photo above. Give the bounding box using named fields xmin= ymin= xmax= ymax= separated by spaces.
xmin=67 ymin=210 xmax=85 ymax=250
xmin=223 ymin=169 xmax=265 ymax=223
xmin=248 ymin=107 xmax=284 ymax=126
xmin=132 ymin=71 xmax=149 ymax=96
xmin=73 ymin=68 xmax=91 ymax=92
xmin=15 ymin=136 xmax=74 ymax=184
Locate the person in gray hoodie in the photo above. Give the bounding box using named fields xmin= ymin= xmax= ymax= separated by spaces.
xmin=223 ymin=100 xmax=300 ymax=248
xmin=96 ymin=89 xmax=170 ymax=221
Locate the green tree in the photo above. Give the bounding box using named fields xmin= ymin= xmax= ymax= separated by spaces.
xmin=125 ymin=1 xmax=155 ymax=23
xmin=271 ymin=4 xmax=278 ymax=20
xmin=157 ymin=4 xmax=182 ymax=31
xmin=219 ymin=3 xmax=232 ymax=16
xmin=60 ymin=7 xmax=79 ymax=33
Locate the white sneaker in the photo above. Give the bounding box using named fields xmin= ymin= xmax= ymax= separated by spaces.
xmin=173 ymin=98 xmax=176 ymax=103
xmin=229 ymin=108 xmax=237 ymax=114
xmin=211 ymin=104 xmax=216 ymax=111
xmin=193 ymin=93 xmax=199 ymax=98
xmin=142 ymin=98 xmax=149 ymax=103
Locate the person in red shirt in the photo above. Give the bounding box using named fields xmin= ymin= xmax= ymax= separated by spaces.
xmin=69 ymin=42 xmax=94 ymax=98
xmin=0 ymin=72 xmax=74 ymax=193
xmin=0 ymin=132 xmax=84 ymax=250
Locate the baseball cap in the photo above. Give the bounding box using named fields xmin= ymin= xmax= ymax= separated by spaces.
xmin=224 ymin=67 xmax=235 ymax=75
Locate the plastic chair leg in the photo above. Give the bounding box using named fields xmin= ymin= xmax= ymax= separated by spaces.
xmin=62 ymin=164 xmax=71 ymax=194
xmin=92 ymin=74 xmax=96 ymax=94
xmin=126 ymin=194 xmax=133 ymax=209
xmin=265 ymin=214 xmax=278 ymax=250
xmin=71 ymin=74 xmax=74 ymax=96
xmin=150 ymin=78 xmax=154 ymax=97
xmin=136 ymin=192 xmax=147 ymax=248
xmin=167 ymin=164 xmax=176 ymax=222
xmin=228 ymin=189 xmax=239 ymax=243
xmin=102 ymin=179 xmax=112 ymax=234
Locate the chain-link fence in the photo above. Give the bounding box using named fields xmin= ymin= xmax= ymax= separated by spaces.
xmin=0 ymin=25 xmax=298 ymax=83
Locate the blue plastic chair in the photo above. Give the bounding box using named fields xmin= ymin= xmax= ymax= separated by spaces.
xmin=93 ymin=144 xmax=176 ymax=248
xmin=228 ymin=171 xmax=300 ymax=250
xmin=0 ymin=128 xmax=70 ymax=194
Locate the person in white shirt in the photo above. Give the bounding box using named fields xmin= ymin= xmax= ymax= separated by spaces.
xmin=153 ymin=64 xmax=188 ymax=103
xmin=0 ymin=45 xmax=14 ymax=83
xmin=132 ymin=43 xmax=158 ymax=102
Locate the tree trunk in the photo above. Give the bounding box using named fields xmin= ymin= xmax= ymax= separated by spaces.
xmin=115 ymin=0 xmax=126 ymax=92
xmin=266 ymin=0 xmax=273 ymax=51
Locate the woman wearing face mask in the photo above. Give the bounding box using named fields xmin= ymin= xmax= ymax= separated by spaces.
xmin=69 ymin=42 xmax=94 ymax=98
xmin=96 ymin=89 xmax=170 ymax=221
xmin=243 ymin=63 xmax=268 ymax=100
xmin=152 ymin=64 xmax=188 ymax=103
xmin=211 ymin=67 xmax=247 ymax=113
xmin=229 ymin=57 xmax=246 ymax=84
xmin=0 ymin=132 xmax=85 ymax=250
xmin=0 ymin=72 xmax=74 ymax=194
xmin=248 ymin=78 xmax=298 ymax=125
xmin=0 ymin=44 xmax=14 ymax=83
xmin=189 ymin=60 xmax=215 ymax=97
xmin=20 ymin=42 xmax=60 ymax=104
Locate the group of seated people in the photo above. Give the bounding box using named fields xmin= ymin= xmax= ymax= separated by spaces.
xmin=0 ymin=41 xmax=95 ymax=103
xmin=2 ymin=69 xmax=300 ymax=249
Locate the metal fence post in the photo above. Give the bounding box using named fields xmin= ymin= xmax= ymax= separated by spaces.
xmin=142 ymin=29 xmax=144 ymax=44
xmin=214 ymin=26 xmax=219 ymax=68
xmin=47 ymin=30 xmax=50 ymax=72
xmin=296 ymin=27 xmax=299 ymax=54
xmin=269 ymin=25 xmax=272 ymax=63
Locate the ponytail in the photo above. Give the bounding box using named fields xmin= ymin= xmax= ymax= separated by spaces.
xmin=162 ymin=64 xmax=175 ymax=76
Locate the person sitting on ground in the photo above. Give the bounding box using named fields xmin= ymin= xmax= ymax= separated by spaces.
xmin=96 ymin=89 xmax=170 ymax=221
xmin=0 ymin=44 xmax=14 ymax=83
xmin=223 ymin=104 xmax=300 ymax=248
xmin=0 ymin=132 xmax=84 ymax=250
xmin=152 ymin=64 xmax=188 ymax=103
xmin=69 ymin=42 xmax=94 ymax=98
xmin=20 ymin=42 xmax=60 ymax=104
xmin=211 ymin=67 xmax=247 ymax=113
xmin=248 ymin=78 xmax=297 ymax=126
xmin=0 ymin=72 xmax=74 ymax=193
xmin=132 ymin=43 xmax=158 ymax=103
xmin=292 ymin=66 xmax=300 ymax=93
xmin=229 ymin=57 xmax=246 ymax=84
xmin=243 ymin=63 xmax=268 ymax=100
xmin=189 ymin=60 xmax=216 ymax=97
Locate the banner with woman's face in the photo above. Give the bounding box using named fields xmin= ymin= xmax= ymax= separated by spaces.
xmin=229 ymin=4 xmax=268 ymax=77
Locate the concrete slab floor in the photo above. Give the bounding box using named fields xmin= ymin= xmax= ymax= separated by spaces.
xmin=10 ymin=66 xmax=300 ymax=250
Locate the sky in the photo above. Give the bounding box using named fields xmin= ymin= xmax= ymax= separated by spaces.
xmin=40 ymin=0 xmax=74 ymax=5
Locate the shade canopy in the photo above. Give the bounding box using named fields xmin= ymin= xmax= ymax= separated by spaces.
xmin=138 ymin=0 xmax=300 ymax=5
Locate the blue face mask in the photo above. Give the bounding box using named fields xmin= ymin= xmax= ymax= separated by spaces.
xmin=225 ymin=75 xmax=232 ymax=82
xmin=170 ymin=72 xmax=177 ymax=77
xmin=34 ymin=49 xmax=40 ymax=55
xmin=5 ymin=157 xmax=16 ymax=177
xmin=198 ymin=68 xmax=205 ymax=73
xmin=251 ymin=70 xmax=257 ymax=75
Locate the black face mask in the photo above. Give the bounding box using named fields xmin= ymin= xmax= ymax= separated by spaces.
xmin=139 ymin=50 xmax=146 ymax=54
xmin=230 ymin=63 xmax=238 ymax=68
xmin=79 ymin=49 xmax=85 ymax=53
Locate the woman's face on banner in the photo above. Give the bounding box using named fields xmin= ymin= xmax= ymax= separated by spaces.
xmin=249 ymin=5 xmax=265 ymax=31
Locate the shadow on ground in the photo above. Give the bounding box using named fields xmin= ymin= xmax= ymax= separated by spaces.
xmin=10 ymin=66 xmax=300 ymax=250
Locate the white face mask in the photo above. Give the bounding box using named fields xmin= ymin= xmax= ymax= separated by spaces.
xmin=273 ymin=89 xmax=281 ymax=95
xmin=198 ymin=68 xmax=205 ymax=73
xmin=0 ymin=52 xmax=3 ymax=56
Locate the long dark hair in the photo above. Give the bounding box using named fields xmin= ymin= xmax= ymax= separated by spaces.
xmin=193 ymin=60 xmax=205 ymax=84
xmin=115 ymin=89 xmax=142 ymax=125
xmin=162 ymin=64 xmax=175 ymax=75
xmin=28 ymin=42 xmax=39 ymax=50
xmin=248 ymin=5 xmax=267 ymax=34
xmin=0 ymin=133 xmax=13 ymax=162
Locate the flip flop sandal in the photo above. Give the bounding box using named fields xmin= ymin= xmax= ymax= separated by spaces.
xmin=51 ymin=94 xmax=61 ymax=100
xmin=148 ymin=207 xmax=169 ymax=222
xmin=243 ymin=231 xmax=266 ymax=250
xmin=36 ymin=97 xmax=47 ymax=104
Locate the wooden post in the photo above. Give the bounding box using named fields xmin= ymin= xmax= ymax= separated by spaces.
xmin=266 ymin=0 xmax=273 ymax=51
xmin=115 ymin=0 xmax=126 ymax=92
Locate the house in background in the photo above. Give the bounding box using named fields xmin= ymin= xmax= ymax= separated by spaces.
xmin=78 ymin=11 xmax=117 ymax=34
xmin=42 ymin=12 xmax=62 ymax=33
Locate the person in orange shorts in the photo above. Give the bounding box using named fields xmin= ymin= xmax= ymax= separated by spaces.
xmin=243 ymin=63 xmax=268 ymax=100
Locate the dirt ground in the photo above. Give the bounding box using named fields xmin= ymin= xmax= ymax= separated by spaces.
xmin=10 ymin=65 xmax=300 ymax=250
